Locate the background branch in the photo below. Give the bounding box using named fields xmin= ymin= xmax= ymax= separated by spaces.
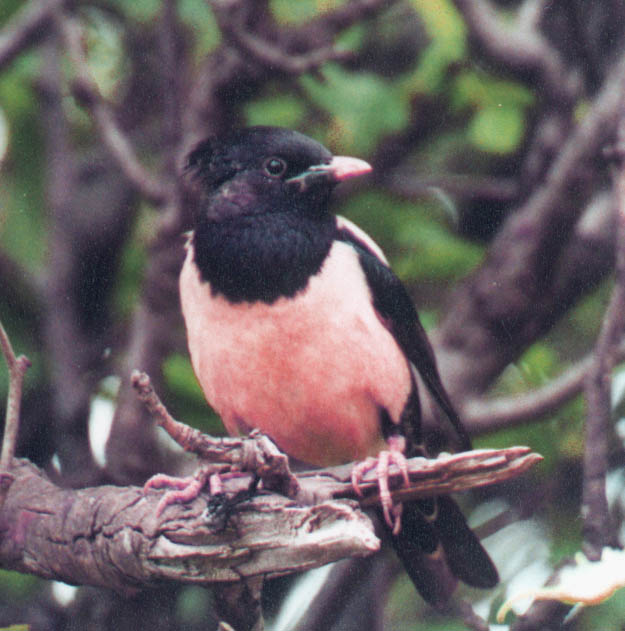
xmin=0 ymin=320 xmax=29 ymax=484
xmin=581 ymin=122 xmax=625 ymax=558
xmin=0 ymin=444 xmax=539 ymax=590
xmin=55 ymin=11 xmax=170 ymax=207
xmin=0 ymin=0 xmax=59 ymax=71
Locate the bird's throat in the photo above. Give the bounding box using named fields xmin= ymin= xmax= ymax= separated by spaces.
xmin=192 ymin=212 xmax=336 ymax=304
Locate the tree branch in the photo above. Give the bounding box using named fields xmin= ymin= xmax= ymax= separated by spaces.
xmin=133 ymin=369 xmax=541 ymax=506
xmin=0 ymin=0 xmax=60 ymax=72
xmin=465 ymin=355 xmax=590 ymax=434
xmin=0 ymin=441 xmax=539 ymax=593
xmin=0 ymin=320 xmax=30 ymax=506
xmin=434 ymin=51 xmax=625 ymax=405
xmin=0 ymin=371 xmax=539 ymax=594
xmin=307 ymin=0 xmax=396 ymax=35
xmin=0 ymin=459 xmax=378 ymax=592
xmin=451 ymin=0 xmax=575 ymax=103
xmin=210 ymin=0 xmax=352 ymax=75
xmin=581 ymin=124 xmax=625 ymax=558
xmin=54 ymin=11 xmax=170 ymax=207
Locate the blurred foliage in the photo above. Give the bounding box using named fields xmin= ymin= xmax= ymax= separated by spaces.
xmin=0 ymin=570 xmax=40 ymax=602
xmin=0 ymin=0 xmax=620 ymax=629
xmin=578 ymin=590 xmax=625 ymax=631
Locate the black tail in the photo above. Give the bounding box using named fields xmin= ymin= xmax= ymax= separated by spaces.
xmin=382 ymin=496 xmax=498 ymax=605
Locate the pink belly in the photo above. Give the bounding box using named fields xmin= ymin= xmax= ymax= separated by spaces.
xmin=180 ymin=240 xmax=412 ymax=466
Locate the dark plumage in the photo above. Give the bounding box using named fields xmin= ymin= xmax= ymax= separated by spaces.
xmin=180 ymin=126 xmax=498 ymax=604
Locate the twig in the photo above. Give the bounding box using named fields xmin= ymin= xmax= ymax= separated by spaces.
xmin=211 ymin=0 xmax=351 ymax=75
xmin=0 ymin=321 xmax=30 ymax=467
xmin=340 ymin=447 xmax=541 ymax=507
xmin=308 ymin=0 xmax=396 ymax=35
xmin=132 ymin=371 xmax=541 ymax=507
xmin=131 ymin=370 xmax=300 ymax=497
xmin=465 ymin=337 xmax=625 ymax=434
xmin=451 ymin=0 xmax=575 ymax=104
xmin=54 ymin=12 xmax=170 ymax=207
xmin=465 ymin=355 xmax=591 ymax=434
xmin=0 ymin=0 xmax=60 ymax=72
xmin=388 ymin=173 xmax=518 ymax=204
xmin=0 ymin=320 xmax=31 ymax=505
xmin=581 ymin=116 xmax=625 ymax=558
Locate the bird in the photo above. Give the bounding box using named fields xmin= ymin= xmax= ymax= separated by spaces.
xmin=173 ymin=125 xmax=498 ymax=604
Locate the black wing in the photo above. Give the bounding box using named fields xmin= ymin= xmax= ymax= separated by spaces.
xmin=337 ymin=225 xmax=498 ymax=600
xmin=338 ymin=227 xmax=471 ymax=451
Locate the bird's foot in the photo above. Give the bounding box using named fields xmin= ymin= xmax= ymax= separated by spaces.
xmin=351 ymin=435 xmax=409 ymax=535
xmin=144 ymin=464 xmax=241 ymax=516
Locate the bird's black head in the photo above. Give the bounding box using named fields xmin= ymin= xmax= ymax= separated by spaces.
xmin=185 ymin=126 xmax=371 ymax=222
xmin=185 ymin=127 xmax=371 ymax=303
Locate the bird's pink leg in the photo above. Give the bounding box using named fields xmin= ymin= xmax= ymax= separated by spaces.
xmin=351 ymin=435 xmax=410 ymax=535
xmin=143 ymin=465 xmax=247 ymax=516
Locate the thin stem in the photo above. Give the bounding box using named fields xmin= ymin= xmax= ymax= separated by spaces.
xmin=0 ymin=320 xmax=30 ymax=469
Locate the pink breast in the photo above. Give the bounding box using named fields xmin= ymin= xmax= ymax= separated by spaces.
xmin=179 ymin=240 xmax=412 ymax=466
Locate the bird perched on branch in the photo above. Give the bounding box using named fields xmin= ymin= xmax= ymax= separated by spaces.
xmin=177 ymin=126 xmax=498 ymax=604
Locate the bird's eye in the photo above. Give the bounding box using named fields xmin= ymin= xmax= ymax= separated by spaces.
xmin=263 ymin=157 xmax=287 ymax=177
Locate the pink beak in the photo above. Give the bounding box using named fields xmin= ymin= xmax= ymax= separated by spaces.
xmin=324 ymin=156 xmax=373 ymax=181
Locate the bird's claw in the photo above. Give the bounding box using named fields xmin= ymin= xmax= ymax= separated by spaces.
xmin=143 ymin=466 xmax=226 ymax=516
xmin=351 ymin=436 xmax=410 ymax=535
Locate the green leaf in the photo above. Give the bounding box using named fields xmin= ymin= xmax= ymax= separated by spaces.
xmin=0 ymin=569 xmax=40 ymax=599
xmin=270 ymin=0 xmax=347 ymax=24
xmin=0 ymin=55 xmax=45 ymax=272
xmin=300 ymin=65 xmax=410 ymax=155
xmin=83 ymin=8 xmax=128 ymax=99
xmin=452 ymin=71 xmax=534 ymax=110
xmin=162 ymin=353 xmax=205 ymax=405
xmin=339 ymin=191 xmax=484 ymax=282
xmin=468 ymin=105 xmax=525 ymax=154
xmin=179 ymin=1 xmax=221 ymax=57
xmin=244 ymin=93 xmax=306 ymax=130
xmin=393 ymin=214 xmax=484 ymax=281
xmin=162 ymin=353 xmax=224 ymax=434
xmin=407 ymin=0 xmax=467 ymax=93
xmin=0 ymin=0 xmax=26 ymax=24
xmin=109 ymin=0 xmax=160 ymax=22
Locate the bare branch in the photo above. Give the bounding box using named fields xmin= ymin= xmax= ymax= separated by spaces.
xmin=0 ymin=320 xmax=31 ymax=507
xmin=308 ymin=0 xmax=397 ymax=35
xmin=54 ymin=12 xmax=170 ymax=207
xmin=333 ymin=447 xmax=541 ymax=507
xmin=465 ymin=357 xmax=590 ymax=434
xmin=0 ymin=459 xmax=378 ymax=592
xmin=451 ymin=0 xmax=576 ymax=103
xmin=581 ymin=123 xmax=625 ymax=558
xmin=465 ymin=336 xmax=625 ymax=435
xmin=214 ymin=579 xmax=264 ymax=631
xmin=133 ymin=369 xmax=540 ymax=505
xmin=0 ymin=321 xmax=30 ymax=467
xmin=434 ymin=51 xmax=625 ymax=404
xmin=210 ymin=0 xmax=351 ymax=75
xmin=0 ymin=441 xmax=540 ymax=592
xmin=388 ymin=172 xmax=518 ymax=204
xmin=132 ymin=369 xmax=299 ymax=498
xmin=0 ymin=0 xmax=60 ymax=72
xmin=0 ymin=440 xmax=540 ymax=592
